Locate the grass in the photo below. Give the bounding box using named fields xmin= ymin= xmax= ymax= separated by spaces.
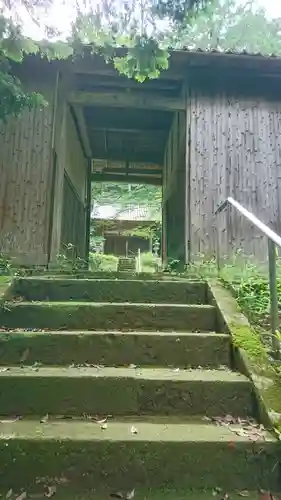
xmin=89 ymin=252 xmax=161 ymax=274
xmin=184 ymin=254 xmax=280 ymax=331
xmin=0 ymin=247 xmax=278 ymax=332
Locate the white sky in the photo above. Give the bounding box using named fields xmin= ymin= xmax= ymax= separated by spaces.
xmin=21 ymin=0 xmax=281 ymax=40
xmin=258 ymin=0 xmax=281 ymax=18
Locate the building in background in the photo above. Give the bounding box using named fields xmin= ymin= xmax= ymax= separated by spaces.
xmin=91 ymin=204 xmax=160 ymax=256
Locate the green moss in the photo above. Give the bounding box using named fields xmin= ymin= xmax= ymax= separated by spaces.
xmin=229 ymin=322 xmax=268 ymax=364
xmin=0 ymin=437 xmax=278 ymax=490
xmin=11 ymin=278 xmax=207 ymax=304
xmin=0 ymin=331 xmax=230 ymax=368
xmin=0 ymin=302 xmax=217 ymax=332
xmin=0 ymin=276 xmax=11 ymax=296
xmin=0 ymin=366 xmax=253 ymax=417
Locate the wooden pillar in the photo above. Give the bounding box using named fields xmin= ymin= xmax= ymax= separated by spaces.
xmin=162 ymin=199 xmax=167 ymax=264
xmin=84 ymin=159 xmax=92 ymax=267
xmin=184 ymin=84 xmax=191 ymax=264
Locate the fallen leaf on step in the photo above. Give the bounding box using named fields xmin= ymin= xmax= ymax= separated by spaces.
xmin=56 ymin=477 xmax=68 ymax=484
xmin=171 ymin=368 xmax=180 ymax=373
xmin=221 ymin=494 xmax=229 ymax=500
xmin=234 ymin=429 xmax=248 ymax=438
xmin=45 ymin=486 xmax=56 ymax=498
xmin=40 ymin=414 xmax=49 ymax=423
xmin=125 ymin=490 xmax=135 ymax=500
xmin=20 ymin=348 xmax=30 ymax=363
xmin=237 ymin=491 xmax=250 ymax=497
xmin=96 ymin=417 xmax=107 ymax=424
xmin=15 ymin=492 xmax=27 ymax=500
xmin=101 ymin=423 xmax=108 ymax=430
xmin=110 ymin=493 xmax=123 ymax=499
xmin=0 ymin=368 xmax=9 ymax=372
xmin=130 ymin=426 xmax=138 ymax=435
xmin=6 ymin=489 xmax=13 ymax=499
xmin=129 ymin=364 xmax=137 ymax=369
xmin=0 ymin=417 xmax=20 ymax=423
xmin=227 ymin=441 xmax=235 ymax=449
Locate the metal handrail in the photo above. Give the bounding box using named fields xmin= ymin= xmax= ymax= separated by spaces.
xmin=215 ymin=196 xmax=280 ymax=356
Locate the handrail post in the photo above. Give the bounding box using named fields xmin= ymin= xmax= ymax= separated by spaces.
xmin=268 ymin=239 xmax=280 ymax=357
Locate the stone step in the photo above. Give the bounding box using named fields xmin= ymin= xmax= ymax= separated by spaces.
xmin=0 ymin=417 xmax=277 ymax=490
xmin=0 ymin=330 xmax=231 ymax=368
xmin=0 ymin=302 xmax=217 ymax=331
xmin=0 ymin=366 xmax=253 ymax=417
xmin=10 ymin=278 xmax=208 ymax=304
xmin=0 ymin=489 xmax=269 ymax=500
xmin=117 ymin=258 xmax=136 ymax=272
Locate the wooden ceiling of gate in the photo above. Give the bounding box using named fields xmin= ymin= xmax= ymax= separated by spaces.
xmin=67 ymin=53 xmax=184 ymax=185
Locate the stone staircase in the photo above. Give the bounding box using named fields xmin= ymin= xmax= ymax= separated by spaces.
xmin=0 ymin=277 xmax=279 ymax=497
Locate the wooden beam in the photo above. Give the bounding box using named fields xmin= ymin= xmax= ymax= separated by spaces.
xmin=93 ymin=168 xmax=162 ymax=176
xmin=92 ymin=159 xmax=162 ymax=173
xmin=91 ymin=151 xmax=162 ymax=164
xmin=68 ymin=56 xmax=183 ymax=80
xmin=91 ymin=173 xmax=162 ymax=185
xmin=89 ymin=127 xmax=167 ymax=137
xmin=75 ymin=73 xmax=180 ymax=92
xmin=69 ymin=91 xmax=185 ymax=112
xmin=72 ymin=105 xmax=92 ymax=158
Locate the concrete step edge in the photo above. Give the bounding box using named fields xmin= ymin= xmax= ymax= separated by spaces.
xmin=0 ymin=330 xmax=226 ymax=337
xmin=0 ymin=366 xmax=249 ymax=382
xmin=0 ymin=417 xmax=275 ymax=443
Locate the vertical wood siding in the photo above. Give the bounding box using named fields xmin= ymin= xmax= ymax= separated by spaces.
xmin=189 ymin=91 xmax=281 ymax=261
xmin=61 ymin=172 xmax=86 ymax=259
xmin=0 ymin=106 xmax=53 ymax=265
xmin=163 ymin=111 xmax=187 ymax=260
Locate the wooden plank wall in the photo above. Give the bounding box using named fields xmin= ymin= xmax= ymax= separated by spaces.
xmin=60 ymin=172 xmax=86 ymax=259
xmin=0 ymin=106 xmax=53 ymax=265
xmin=163 ymin=111 xmax=186 ymax=261
xmin=58 ymin=105 xmax=88 ymax=260
xmin=50 ymin=100 xmax=88 ymax=262
xmin=188 ymin=91 xmax=281 ymax=261
xmin=163 ymin=111 xmax=186 ymax=199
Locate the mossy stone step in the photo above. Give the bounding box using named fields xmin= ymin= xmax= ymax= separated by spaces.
xmin=0 ymin=331 xmax=230 ymax=368
xmin=0 ymin=366 xmax=253 ymax=417
xmin=0 ymin=302 xmax=217 ymax=331
xmin=0 ymin=489 xmax=271 ymax=500
xmin=10 ymin=278 xmax=207 ymax=304
xmin=0 ymin=417 xmax=277 ymax=490
xmin=117 ymin=258 xmax=136 ymax=272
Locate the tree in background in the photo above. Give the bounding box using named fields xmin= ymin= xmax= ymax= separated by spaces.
xmin=91 ymin=183 xmax=162 ymax=219
xmin=70 ymin=0 xmax=211 ymax=81
xmin=0 ymin=0 xmax=72 ymax=121
xmin=171 ymin=0 xmax=281 ymax=54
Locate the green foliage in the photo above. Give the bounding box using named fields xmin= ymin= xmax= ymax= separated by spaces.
xmin=0 ymin=7 xmax=73 ymax=121
xmin=153 ymin=0 xmax=210 ymax=23
xmin=113 ymin=36 xmax=169 ymax=82
xmin=89 ymin=253 xmax=118 ymax=272
xmin=88 ymin=252 xmax=160 ymax=273
xmin=0 ymin=253 xmax=12 ymax=275
xmin=92 ymin=183 xmax=162 ymax=220
xmin=0 ymin=16 xmax=42 ymax=120
xmin=172 ymin=0 xmax=281 ymax=54
xmin=184 ymin=252 xmax=281 ymax=333
xmin=71 ymin=0 xmax=211 ymax=81
xmin=71 ymin=0 xmax=281 ymax=82
xmin=140 ymin=251 xmax=161 ymax=272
